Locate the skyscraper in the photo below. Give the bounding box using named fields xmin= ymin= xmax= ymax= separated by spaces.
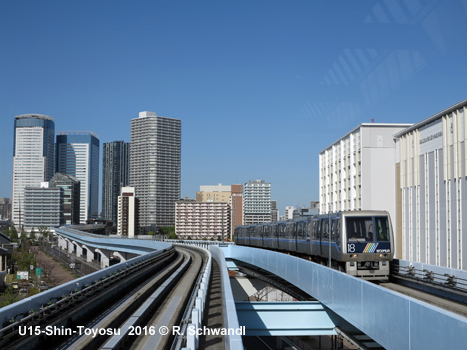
xmin=56 ymin=132 xmax=100 ymax=224
xmin=130 ymin=111 xmax=181 ymax=233
xmin=244 ymin=180 xmax=271 ymax=225
xmin=49 ymin=173 xmax=80 ymax=226
xmin=102 ymin=141 xmax=130 ymax=224
xmin=12 ymin=114 xmax=55 ymax=228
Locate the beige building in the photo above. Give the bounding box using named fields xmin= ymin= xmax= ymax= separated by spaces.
xmin=196 ymin=183 xmax=231 ymax=202
xmin=196 ymin=183 xmax=243 ymax=237
xmin=395 ymin=98 xmax=467 ymax=269
xmin=175 ymin=199 xmax=230 ymax=240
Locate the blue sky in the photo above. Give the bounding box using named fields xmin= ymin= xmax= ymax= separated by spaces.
xmin=1 ymin=0 xmax=467 ymax=214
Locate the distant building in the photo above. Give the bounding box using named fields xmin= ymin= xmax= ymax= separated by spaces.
xmin=196 ymin=183 xmax=242 ymax=237
xmin=130 ymin=111 xmax=181 ymax=233
xmin=49 ymin=173 xmax=80 ymax=225
xmin=244 ymin=180 xmax=271 ymax=225
xmin=12 ymin=114 xmax=55 ymax=228
xmin=102 ymin=141 xmax=130 ymax=224
xmin=293 ymin=207 xmax=319 ymax=218
xmin=175 ymin=199 xmax=230 ymax=240
xmin=56 ymin=131 xmax=100 ymax=223
xmin=24 ymin=182 xmax=63 ymax=231
xmin=285 ymin=206 xmax=295 ymax=220
xmin=270 ymin=200 xmax=279 ymax=222
xmin=117 ymin=187 xmax=138 ymax=237
xmin=0 ymin=198 xmax=11 ymax=221
xmin=196 ymin=183 xmax=231 ymax=202
xmin=230 ymin=185 xmax=243 ymax=236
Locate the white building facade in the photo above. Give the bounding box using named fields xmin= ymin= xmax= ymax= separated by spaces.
xmin=244 ymin=180 xmax=271 ymax=225
xmin=395 ymin=99 xmax=467 ymax=269
xmin=319 ymin=123 xmax=411 ymax=258
xmin=12 ymin=114 xmax=55 ymax=228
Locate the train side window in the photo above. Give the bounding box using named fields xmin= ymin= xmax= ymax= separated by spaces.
xmin=336 ymin=219 xmax=341 ymax=245
xmin=331 ymin=218 xmax=338 ymax=241
xmin=313 ymin=220 xmax=320 ymax=239
xmin=322 ymin=220 xmax=329 ymax=239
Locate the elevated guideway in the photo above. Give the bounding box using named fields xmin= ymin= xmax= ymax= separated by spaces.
xmin=211 ymin=245 xmax=467 ymax=350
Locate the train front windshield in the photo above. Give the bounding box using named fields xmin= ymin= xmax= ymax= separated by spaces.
xmin=346 ymin=216 xmax=390 ymax=242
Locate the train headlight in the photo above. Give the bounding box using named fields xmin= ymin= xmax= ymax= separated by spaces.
xmin=351 ymin=254 xmax=358 ymax=258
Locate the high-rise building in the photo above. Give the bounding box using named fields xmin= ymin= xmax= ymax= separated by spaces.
xmin=244 ymin=180 xmax=271 ymax=225
xmin=12 ymin=114 xmax=55 ymax=228
xmin=102 ymin=141 xmax=130 ymax=224
xmin=56 ymin=132 xmax=100 ymax=224
xmin=117 ymin=186 xmax=138 ymax=237
xmin=49 ymin=173 xmax=80 ymax=225
xmin=130 ymin=111 xmax=181 ymax=233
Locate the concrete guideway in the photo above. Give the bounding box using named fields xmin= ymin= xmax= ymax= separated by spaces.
xmin=215 ymin=245 xmax=467 ymax=350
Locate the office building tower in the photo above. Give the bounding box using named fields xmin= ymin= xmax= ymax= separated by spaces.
xmin=102 ymin=141 xmax=130 ymax=224
xmin=24 ymin=182 xmax=63 ymax=231
xmin=56 ymin=132 xmax=100 ymax=224
xmin=130 ymin=111 xmax=181 ymax=233
xmin=117 ymin=187 xmax=138 ymax=237
xmin=0 ymin=198 xmax=11 ymax=221
xmin=12 ymin=114 xmax=55 ymax=228
xmin=49 ymin=173 xmax=80 ymax=225
xmin=244 ymin=180 xmax=271 ymax=225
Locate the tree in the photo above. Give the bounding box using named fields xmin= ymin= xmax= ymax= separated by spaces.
xmin=10 ymin=225 xmax=19 ymax=242
xmin=38 ymin=226 xmax=50 ymax=244
xmin=29 ymin=228 xmax=36 ymax=241
xmin=168 ymin=231 xmax=178 ymax=240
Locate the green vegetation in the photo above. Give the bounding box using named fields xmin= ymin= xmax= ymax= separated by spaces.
xmin=159 ymin=226 xmax=177 ymax=239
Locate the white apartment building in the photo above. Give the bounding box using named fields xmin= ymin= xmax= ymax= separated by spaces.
xmin=175 ymin=199 xmax=230 ymax=240
xmin=12 ymin=114 xmax=55 ymax=228
xmin=395 ymin=98 xmax=467 ymax=269
xmin=244 ymin=180 xmax=271 ymax=225
xmin=319 ymin=123 xmax=411 ymax=258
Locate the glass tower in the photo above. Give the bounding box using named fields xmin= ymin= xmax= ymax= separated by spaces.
xmin=102 ymin=141 xmax=130 ymax=224
xmin=130 ymin=111 xmax=181 ymax=233
xmin=56 ymin=132 xmax=100 ymax=224
xmin=12 ymin=114 xmax=55 ymax=228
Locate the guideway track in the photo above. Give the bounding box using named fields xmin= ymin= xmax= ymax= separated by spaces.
xmin=101 ymin=247 xmax=204 ymax=350
xmin=0 ymin=248 xmax=177 ymax=350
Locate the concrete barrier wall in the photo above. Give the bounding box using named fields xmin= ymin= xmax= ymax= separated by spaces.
xmin=222 ymin=245 xmax=467 ymax=350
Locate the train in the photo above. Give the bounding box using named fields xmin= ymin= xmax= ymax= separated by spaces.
xmin=234 ymin=210 xmax=394 ymax=280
